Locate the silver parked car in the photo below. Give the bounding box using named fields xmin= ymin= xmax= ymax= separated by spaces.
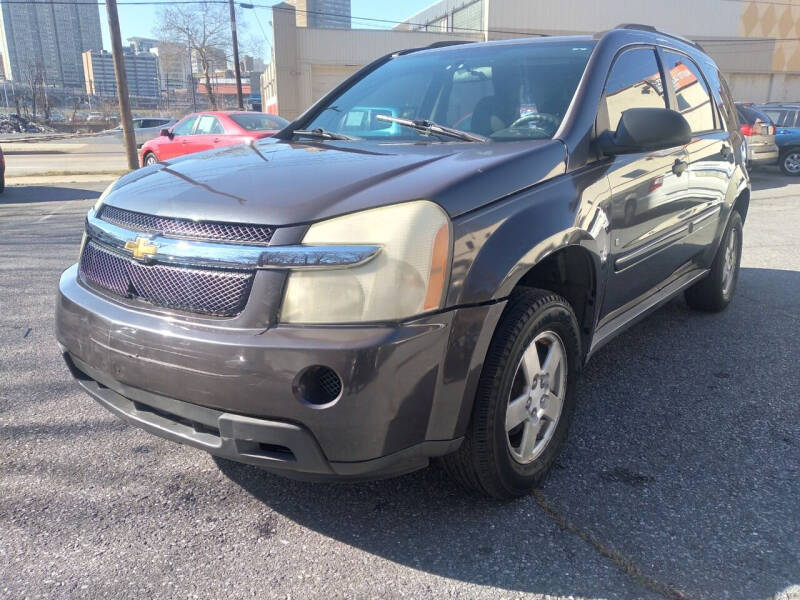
xmin=110 ymin=117 xmax=178 ymax=147
xmin=735 ymin=103 xmax=778 ymax=168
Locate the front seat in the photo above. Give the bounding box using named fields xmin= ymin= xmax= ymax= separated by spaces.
xmin=472 ymin=96 xmax=512 ymax=137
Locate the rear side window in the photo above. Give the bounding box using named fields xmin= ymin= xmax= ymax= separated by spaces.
xmin=661 ymin=51 xmax=716 ymax=133
xmin=602 ymin=48 xmax=667 ymax=132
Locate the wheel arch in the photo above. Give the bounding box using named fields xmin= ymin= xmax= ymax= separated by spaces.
xmin=512 ymin=244 xmax=598 ymax=357
xmin=733 ymin=187 xmax=750 ymax=223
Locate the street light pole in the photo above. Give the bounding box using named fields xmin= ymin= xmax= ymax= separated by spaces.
xmin=105 ymin=0 xmax=138 ymax=170
xmin=228 ymin=0 xmax=244 ymax=110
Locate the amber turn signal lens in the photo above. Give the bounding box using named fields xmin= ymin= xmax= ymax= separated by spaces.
xmin=423 ymin=222 xmax=450 ymax=311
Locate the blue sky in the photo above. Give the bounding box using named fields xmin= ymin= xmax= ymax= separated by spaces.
xmin=103 ymin=0 xmax=435 ymax=60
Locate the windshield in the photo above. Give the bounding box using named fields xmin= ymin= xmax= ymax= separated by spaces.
xmin=231 ymin=113 xmax=289 ymax=131
xmin=303 ymin=40 xmax=595 ymax=142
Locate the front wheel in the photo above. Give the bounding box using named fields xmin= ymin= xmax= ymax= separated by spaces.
xmin=685 ymin=211 xmax=743 ymax=312
xmin=779 ymin=150 xmax=800 ymax=176
xmin=143 ymin=152 xmax=158 ymax=167
xmin=442 ymin=288 xmax=581 ymax=499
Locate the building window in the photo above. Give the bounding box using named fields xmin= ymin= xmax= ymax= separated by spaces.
xmin=661 ymin=51 xmax=717 ymax=133
xmin=452 ymin=0 xmax=483 ymax=33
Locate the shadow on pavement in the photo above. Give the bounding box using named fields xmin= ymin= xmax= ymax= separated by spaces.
xmin=749 ymin=166 xmax=797 ymax=192
xmin=217 ymin=266 xmax=800 ymax=600
xmin=0 ymin=185 xmax=103 ymax=205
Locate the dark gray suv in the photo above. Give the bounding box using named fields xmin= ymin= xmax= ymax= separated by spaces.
xmin=56 ymin=25 xmax=749 ymax=498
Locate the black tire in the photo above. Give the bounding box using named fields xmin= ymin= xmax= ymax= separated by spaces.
xmin=779 ymin=149 xmax=800 ymax=176
xmin=685 ymin=211 xmax=743 ymax=312
xmin=442 ymin=288 xmax=581 ymax=499
xmin=143 ymin=152 xmax=158 ymax=167
xmin=624 ymin=199 xmax=636 ymax=226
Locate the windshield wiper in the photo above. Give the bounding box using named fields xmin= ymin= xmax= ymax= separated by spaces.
xmin=375 ymin=115 xmax=488 ymax=143
xmin=292 ymin=128 xmax=356 ymax=141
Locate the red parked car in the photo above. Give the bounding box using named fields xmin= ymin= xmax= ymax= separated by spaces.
xmin=140 ymin=111 xmax=290 ymax=167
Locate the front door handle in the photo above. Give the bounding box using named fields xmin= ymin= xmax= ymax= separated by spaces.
xmin=672 ymin=158 xmax=688 ymax=176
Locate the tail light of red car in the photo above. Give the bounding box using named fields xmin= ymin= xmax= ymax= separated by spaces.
xmin=741 ymin=121 xmax=775 ymax=136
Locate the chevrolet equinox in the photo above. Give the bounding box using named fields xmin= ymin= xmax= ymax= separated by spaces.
xmin=56 ymin=26 xmax=749 ymax=498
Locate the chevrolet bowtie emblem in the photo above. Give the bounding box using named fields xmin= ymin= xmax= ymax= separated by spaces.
xmin=124 ymin=236 xmax=159 ymax=260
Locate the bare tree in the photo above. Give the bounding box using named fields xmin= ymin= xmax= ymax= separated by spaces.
xmin=22 ymin=60 xmax=46 ymax=119
xmin=156 ymin=1 xmax=230 ymax=110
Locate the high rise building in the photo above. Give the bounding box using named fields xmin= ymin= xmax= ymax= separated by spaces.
xmin=82 ymin=50 xmax=159 ymax=98
xmin=0 ymin=0 xmax=103 ymax=88
xmin=287 ymin=0 xmax=351 ymax=29
xmin=149 ymin=42 xmax=192 ymax=95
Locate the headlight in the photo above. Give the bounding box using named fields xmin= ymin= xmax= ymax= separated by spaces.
xmin=280 ymin=201 xmax=451 ymax=323
xmin=93 ymin=179 xmax=119 ymax=212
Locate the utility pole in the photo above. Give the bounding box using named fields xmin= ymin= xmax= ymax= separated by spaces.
xmin=228 ymin=0 xmax=244 ymax=110
xmin=105 ymin=0 xmax=138 ymax=170
xmin=187 ymin=44 xmax=197 ymax=112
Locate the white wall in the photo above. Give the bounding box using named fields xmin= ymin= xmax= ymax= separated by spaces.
xmin=269 ymin=3 xmax=482 ymax=119
xmin=485 ymin=0 xmax=741 ymax=39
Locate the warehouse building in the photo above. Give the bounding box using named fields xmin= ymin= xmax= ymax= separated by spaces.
xmin=262 ymin=2 xmax=481 ymax=118
xmin=398 ymin=0 xmax=800 ymax=103
xmin=262 ymin=0 xmax=800 ymax=117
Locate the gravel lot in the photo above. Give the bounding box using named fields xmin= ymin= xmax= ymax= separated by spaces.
xmin=1 ymin=174 xmax=798 ymax=600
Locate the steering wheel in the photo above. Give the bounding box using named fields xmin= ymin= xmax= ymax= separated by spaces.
xmin=507 ymin=112 xmax=561 ymax=137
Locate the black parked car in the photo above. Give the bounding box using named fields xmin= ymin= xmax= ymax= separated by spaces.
xmin=57 ymin=25 xmax=749 ymax=498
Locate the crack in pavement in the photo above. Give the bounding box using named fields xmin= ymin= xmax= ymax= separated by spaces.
xmin=533 ymin=490 xmax=690 ymax=600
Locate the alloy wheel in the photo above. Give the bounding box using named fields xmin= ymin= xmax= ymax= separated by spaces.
xmin=784 ymin=152 xmax=800 ymax=174
xmin=721 ymin=226 xmax=739 ymax=297
xmin=505 ymin=330 xmax=567 ymax=464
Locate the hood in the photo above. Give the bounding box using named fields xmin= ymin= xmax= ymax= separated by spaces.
xmin=104 ymin=138 xmax=566 ymax=226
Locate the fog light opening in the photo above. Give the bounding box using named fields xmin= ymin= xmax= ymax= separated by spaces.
xmin=293 ymin=365 xmax=343 ymax=407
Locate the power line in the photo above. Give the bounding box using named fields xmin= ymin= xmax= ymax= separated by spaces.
xmin=4 ymin=0 xmax=800 ymax=41
xmin=0 ymin=0 xmax=547 ymax=37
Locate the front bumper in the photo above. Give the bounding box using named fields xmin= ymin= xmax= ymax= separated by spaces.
xmin=56 ymin=265 xmax=503 ymax=479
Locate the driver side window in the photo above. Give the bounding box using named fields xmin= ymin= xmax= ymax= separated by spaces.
xmin=172 ymin=116 xmax=198 ymax=136
xmin=601 ymin=48 xmax=667 ymax=133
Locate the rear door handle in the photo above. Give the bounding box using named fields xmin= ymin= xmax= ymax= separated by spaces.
xmin=672 ymin=158 xmax=688 ymax=176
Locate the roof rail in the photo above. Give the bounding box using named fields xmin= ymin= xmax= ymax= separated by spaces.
xmin=425 ymin=40 xmax=475 ymax=49
xmin=391 ymin=39 xmax=474 ymax=58
xmin=606 ymin=23 xmax=704 ymax=51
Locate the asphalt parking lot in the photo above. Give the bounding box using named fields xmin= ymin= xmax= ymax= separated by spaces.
xmin=1 ymin=171 xmax=798 ymax=600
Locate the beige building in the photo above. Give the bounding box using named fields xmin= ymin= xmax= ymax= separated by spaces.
xmin=262 ymin=2 xmax=481 ymax=118
xmin=398 ymin=0 xmax=800 ymax=103
xmin=263 ymin=0 xmax=800 ymax=119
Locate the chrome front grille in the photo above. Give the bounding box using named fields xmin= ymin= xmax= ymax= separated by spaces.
xmin=79 ymin=240 xmax=254 ymax=317
xmin=99 ymin=205 xmax=275 ymax=245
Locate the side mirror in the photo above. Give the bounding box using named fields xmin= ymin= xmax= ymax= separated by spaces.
xmin=160 ymin=128 xmax=173 ymax=139
xmin=598 ymin=107 xmax=691 ymax=155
